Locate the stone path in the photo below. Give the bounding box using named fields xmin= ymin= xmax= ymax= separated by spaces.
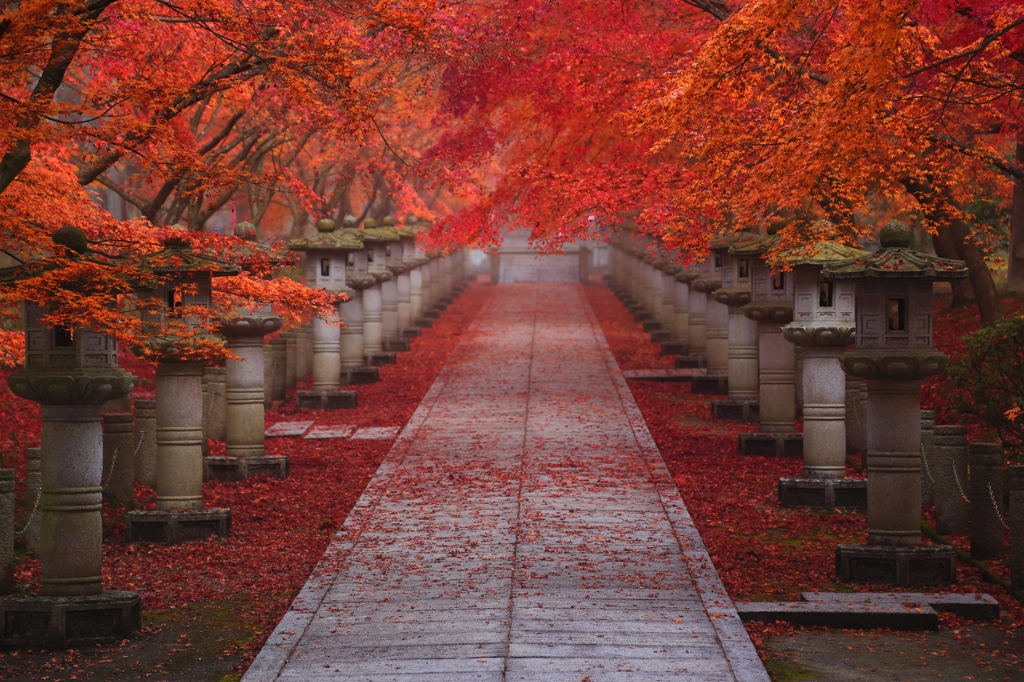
xmin=243 ymin=283 xmax=768 ymax=682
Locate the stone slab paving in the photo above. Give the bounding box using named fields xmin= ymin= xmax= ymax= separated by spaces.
xmin=266 ymin=420 xmax=315 ymax=437
xmin=243 ymin=283 xmax=769 ymax=682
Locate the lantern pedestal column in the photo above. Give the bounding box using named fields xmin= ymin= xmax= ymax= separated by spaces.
xmin=383 ymin=263 xmax=412 ymax=352
xmin=206 ymin=313 xmax=290 ymax=479
xmin=2 ymin=335 xmax=141 ymax=646
xmin=296 ymin=308 xmax=358 ymax=410
xmin=711 ymin=286 xmax=758 ymax=418
xmin=690 ymin=280 xmax=727 ymax=393
xmin=739 ymin=304 xmax=803 ymax=457
xmin=835 ymin=350 xmax=956 ymax=585
xmin=676 ymin=273 xmax=707 ymax=369
xmin=364 ymin=273 xmax=396 ymax=367
xmin=128 ymin=361 xmax=231 ymax=542
xmin=776 ymin=326 xmax=866 ymax=508
xmin=339 ymin=279 xmax=380 ymax=385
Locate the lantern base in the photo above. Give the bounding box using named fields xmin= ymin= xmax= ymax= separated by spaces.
xmin=632 ymin=311 xmax=652 ymax=323
xmin=0 ymin=591 xmax=141 ymax=648
xmin=366 ymin=352 xmax=397 ymax=367
xmin=125 ymin=508 xmax=231 ymax=545
xmin=414 ymin=316 xmax=434 ymax=328
xmin=641 ymin=320 xmax=662 ymax=332
xmin=675 ymin=354 xmax=706 ymax=369
xmin=690 ymin=374 xmax=727 ymax=395
xmin=340 ymin=367 xmax=379 ymax=386
xmin=296 ymin=390 xmax=358 ymax=410
xmin=740 ymin=432 xmax=803 ymax=458
xmin=401 ymin=327 xmax=422 ymax=339
xmin=711 ymin=398 xmax=757 ymax=421
xmin=660 ymin=341 xmax=689 ymax=356
xmin=383 ymin=338 xmax=411 ymax=352
xmin=649 ymin=329 xmax=671 ymax=343
xmin=835 ymin=544 xmax=956 ymax=586
xmin=778 ymin=476 xmax=865 ymax=509
xmin=205 ymin=456 xmax=289 ymax=482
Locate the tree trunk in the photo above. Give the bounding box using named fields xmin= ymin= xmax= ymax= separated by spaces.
xmin=903 ymin=179 xmax=1003 ymax=326
xmin=932 ymin=223 xmax=976 ymax=309
xmin=1008 ymin=133 xmax=1024 ymax=293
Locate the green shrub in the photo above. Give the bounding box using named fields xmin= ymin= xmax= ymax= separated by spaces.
xmin=948 ymin=314 xmax=1024 ymax=462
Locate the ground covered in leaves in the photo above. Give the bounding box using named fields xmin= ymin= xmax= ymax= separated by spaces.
xmin=0 ymin=282 xmax=494 ymax=681
xmin=585 ymin=282 xmax=1024 ymax=681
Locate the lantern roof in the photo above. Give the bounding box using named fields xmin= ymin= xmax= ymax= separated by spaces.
xmin=359 ymin=217 xmax=401 ymax=243
xmin=140 ymin=229 xmax=240 ymax=277
xmin=823 ymin=221 xmax=968 ymax=281
xmin=773 ymin=241 xmax=870 ymax=267
xmin=730 ymin=234 xmax=778 ymax=257
xmin=710 ymin=230 xmax=760 ymax=254
xmin=289 ymin=218 xmax=364 ymax=252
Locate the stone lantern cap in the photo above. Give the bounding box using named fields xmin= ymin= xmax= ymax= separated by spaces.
xmin=774 ymin=240 xmax=870 ymax=267
xmin=729 ymin=234 xmax=778 ymax=257
xmin=710 ymin=231 xmax=760 ymax=254
xmin=360 ymin=217 xmax=401 ymax=243
xmin=136 ymin=232 xmax=240 ymax=279
xmin=398 ymin=216 xmax=418 ymax=239
xmin=674 ymin=267 xmax=700 ymax=284
xmin=823 ymin=221 xmax=968 ymax=282
xmin=288 ymin=218 xmax=364 ymax=253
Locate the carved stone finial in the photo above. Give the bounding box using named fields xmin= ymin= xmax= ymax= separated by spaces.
xmin=879 ymin=220 xmax=913 ymax=248
xmin=316 ymin=218 xmax=336 ymax=233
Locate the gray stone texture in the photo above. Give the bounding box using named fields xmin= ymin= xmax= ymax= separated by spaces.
xmin=920 ymin=409 xmax=935 ymax=507
xmin=101 ymin=412 xmax=135 ymax=507
xmin=24 ymin=447 xmax=41 ymax=553
xmin=0 ymin=469 xmax=13 ymax=594
xmin=969 ymin=443 xmax=1005 ymax=561
xmin=932 ymin=424 xmax=969 ymax=535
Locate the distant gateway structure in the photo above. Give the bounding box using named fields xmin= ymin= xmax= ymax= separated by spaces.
xmin=494 ymin=231 xmax=605 ymax=283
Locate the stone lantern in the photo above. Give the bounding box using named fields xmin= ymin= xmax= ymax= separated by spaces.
xmin=689 ymin=248 xmax=728 ymax=394
xmin=710 ymin=233 xmax=759 ymax=415
xmin=360 ymin=218 xmax=398 ymax=367
xmin=1 ymin=231 xmax=141 ymax=644
xmin=332 ymin=216 xmax=379 ymax=385
xmin=288 ymin=218 xmax=361 ymax=410
xmin=776 ymin=239 xmax=867 ymax=506
xmin=730 ymin=234 xmax=803 ymax=455
xmin=826 ymin=220 xmax=968 ymax=586
xmin=126 ymin=235 xmax=236 ymax=541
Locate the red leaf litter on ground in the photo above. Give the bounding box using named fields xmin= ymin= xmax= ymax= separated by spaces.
xmin=584 ymin=284 xmax=1024 ymax=634
xmin=1 ymin=281 xmax=494 ymax=673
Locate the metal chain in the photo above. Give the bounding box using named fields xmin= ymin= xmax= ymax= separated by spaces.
xmin=101 ymin=430 xmax=145 ymax=491
xmin=14 ymin=486 xmax=40 ymax=537
xmin=921 ymin=447 xmax=936 ymax=483
xmin=988 ymin=482 xmax=1010 ymax=531
xmin=951 ymin=460 xmax=970 ymax=502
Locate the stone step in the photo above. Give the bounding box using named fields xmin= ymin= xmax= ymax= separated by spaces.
xmin=800 ymin=592 xmax=999 ymax=621
xmin=734 ymin=600 xmax=939 ymax=630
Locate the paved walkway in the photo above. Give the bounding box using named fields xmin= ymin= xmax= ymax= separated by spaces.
xmin=244 ymin=284 xmax=768 ymax=682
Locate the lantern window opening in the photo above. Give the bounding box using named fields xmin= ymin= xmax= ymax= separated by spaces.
xmin=887 ymin=298 xmax=906 ymax=332
xmin=320 ymin=258 xmax=331 ymax=277
xmin=367 ymin=250 xmax=374 ymax=263
xmin=714 ymin=253 xmax=722 ymax=268
xmin=737 ymin=258 xmax=750 ymax=280
xmin=385 ymin=245 xmax=391 ymax=258
xmin=347 ymin=253 xmax=355 ymax=267
xmin=166 ymin=288 xmax=182 ymax=316
xmin=819 ymin=281 xmax=834 ymax=308
xmin=772 ymin=272 xmax=785 ymax=290
xmin=54 ymin=326 xmax=74 ymax=348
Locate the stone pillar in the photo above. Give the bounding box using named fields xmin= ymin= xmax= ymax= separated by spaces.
xmin=40 ymin=403 xmax=106 ymax=594
xmin=381 ymin=269 xmax=400 ymax=341
xmin=920 ymin=409 xmax=936 ymax=507
xmin=133 ymin=399 xmax=156 ymax=487
xmin=203 ymin=367 xmax=227 ymax=443
xmin=683 ymin=276 xmax=707 ymax=363
xmin=932 ymin=424 xmax=969 ymax=535
xmin=489 ymin=252 xmax=500 ymax=284
xmin=312 ymin=313 xmax=342 ymax=393
xmin=0 ymin=469 xmax=13 ymax=595
xmin=263 ymin=339 xmax=274 ymax=408
xmin=363 ymin=280 xmax=384 ymax=355
xmin=691 ymin=278 xmax=727 ymax=393
xmin=802 ymin=347 xmax=848 ymax=478
xmin=25 ymin=448 xmax=41 ymax=553
xmin=397 ymin=266 xmax=412 ymax=332
xmin=102 ymin=412 xmax=135 ymax=507
xmin=845 ymin=374 xmax=867 ymax=456
xmin=298 ymin=324 xmax=313 ymax=383
xmin=712 ymin=287 xmax=758 ymax=420
xmin=284 ymin=331 xmax=298 ymax=391
xmin=410 ymin=262 xmax=424 ymax=319
xmin=969 ymin=443 xmax=1005 ymax=561
xmin=154 ymin=362 xmax=204 ymax=511
xmin=269 ymin=338 xmax=287 ymax=401
xmin=127 ymin=360 xmax=231 ymax=542
xmin=1010 ymin=466 xmax=1024 ymax=590
xmin=864 ymin=379 xmax=923 ymax=546
xmin=205 ymin=312 xmax=287 ymax=482
xmin=667 ymin=272 xmax=691 ymax=356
